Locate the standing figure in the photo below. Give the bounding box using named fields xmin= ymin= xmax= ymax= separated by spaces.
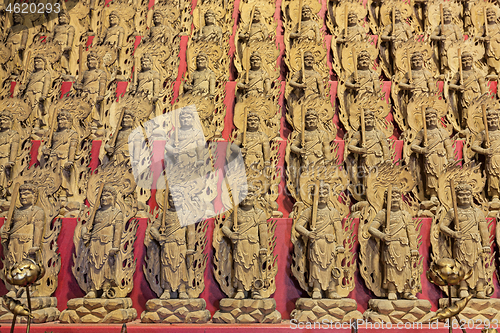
xmin=105 ymin=109 xmax=139 ymax=166
xmin=430 ymin=6 xmax=463 ymax=75
xmin=472 ymin=109 xmax=500 ymax=206
xmin=50 ymin=11 xmax=75 ymax=77
xmin=477 ymin=7 xmax=500 ymax=76
xmin=439 ymin=183 xmax=490 ymax=298
xmin=4 ymin=13 xmax=28 ymax=72
xmin=101 ymin=11 xmax=125 ymax=50
xmin=380 ymin=8 xmax=413 ymax=63
xmin=289 ymin=5 xmax=321 ymax=45
xmin=73 ymin=52 xmax=106 ymax=112
xmin=289 ymin=51 xmax=324 ymax=99
xmin=238 ymin=7 xmax=268 ymax=44
xmin=41 ymin=111 xmax=77 ymax=199
xmin=410 ymin=107 xmax=454 ymax=207
xmin=194 ymin=10 xmax=222 ymax=43
xmin=345 ymin=50 xmax=381 ymax=101
xmin=149 ymin=189 xmax=195 ymax=299
xmin=182 ymin=53 xmax=216 ymax=98
xmin=336 ymin=12 xmax=366 ymax=45
xmin=294 ymin=183 xmax=344 ymax=299
xmin=81 ymin=185 xmax=124 ymax=298
xmin=0 ymin=113 xmax=19 ymax=200
xmin=230 ymin=112 xmax=271 ymax=171
xmin=368 ymin=186 xmax=419 ymax=300
xmin=448 ymin=51 xmax=487 ymax=127
xmin=236 ymin=52 xmax=271 ymax=99
xmin=221 ymin=187 xmax=269 ymax=299
xmin=0 ymin=182 xmax=44 ymax=297
xmin=347 ymin=111 xmax=391 ymax=185
xmin=19 ymin=56 xmax=51 ymax=129
xmin=130 ymin=53 xmax=160 ymax=103
xmin=290 ymin=109 xmax=332 ymax=168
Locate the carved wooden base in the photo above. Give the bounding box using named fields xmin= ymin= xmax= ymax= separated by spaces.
xmin=0 ymin=297 xmax=59 ymax=323
xmin=212 ymin=298 xmax=281 ymax=323
xmin=140 ymin=298 xmax=211 ymax=323
xmin=290 ymin=298 xmax=362 ymax=323
xmin=59 ymin=298 xmax=137 ymax=323
xmin=364 ymin=299 xmax=435 ymax=323
xmin=438 ymin=298 xmax=500 ymax=322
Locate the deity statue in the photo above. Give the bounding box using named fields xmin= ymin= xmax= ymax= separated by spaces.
xmin=347 ymin=110 xmax=391 ymax=185
xmin=221 ymin=187 xmax=269 ymax=299
xmin=398 ymin=51 xmax=437 ymax=107
xmin=472 ymin=109 xmax=500 ymax=207
xmin=81 ymin=185 xmax=124 ymax=298
xmin=49 ymin=11 xmax=75 ymax=77
xmin=144 ymin=11 xmax=175 ymax=45
xmin=380 ymin=8 xmax=413 ymax=62
xmin=73 ymin=51 xmax=106 ymax=106
xmin=439 ymin=183 xmax=490 ymax=298
xmin=236 ymin=51 xmax=271 ymax=99
xmin=410 ymin=107 xmax=454 ymax=207
xmin=130 ymin=53 xmax=160 ymax=103
xmin=289 ymin=5 xmax=321 ymax=45
xmin=290 ymin=108 xmax=332 ymax=168
xmin=0 ymin=113 xmax=19 ymax=200
xmin=4 ymin=13 xmax=28 ymax=72
xmin=19 ymin=55 xmax=51 ymax=129
xmin=448 ymin=51 xmax=487 ymax=128
xmin=149 ymin=189 xmax=195 ymax=299
xmin=105 ymin=109 xmax=139 ymax=166
xmin=194 ymin=10 xmax=222 ymax=43
xmin=336 ymin=11 xmax=366 ymax=45
xmin=367 ymin=186 xmax=420 ymax=300
xmin=344 ymin=50 xmax=381 ymax=101
xmin=0 ymin=182 xmax=44 ymax=297
xmin=229 ymin=112 xmax=271 ymax=171
xmin=101 ymin=11 xmax=125 ymax=50
xmin=182 ymin=53 xmax=216 ymax=98
xmin=294 ymin=182 xmax=344 ymax=299
xmin=430 ymin=6 xmax=463 ymax=75
xmin=477 ymin=7 xmax=500 ymax=76
xmin=238 ymin=7 xmax=268 ymax=45
xmin=41 ymin=110 xmax=78 ymax=199
xmin=164 ymin=108 xmax=205 ymax=168
xmin=289 ymin=51 xmax=324 ymax=99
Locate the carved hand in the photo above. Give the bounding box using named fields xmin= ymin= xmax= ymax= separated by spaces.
xmin=150 ymin=228 xmax=161 ymax=241
xmin=411 ymin=250 xmax=419 ymax=257
xmin=152 ymin=96 xmax=158 ymax=103
xmin=64 ymin=161 xmax=73 ymax=169
xmin=336 ymin=246 xmax=345 ymax=253
xmin=5 ymin=161 xmax=14 ymax=168
xmin=259 ymin=248 xmax=267 ymax=256
xmin=186 ymin=249 xmax=194 ymax=256
xmin=104 ymin=145 xmax=114 ymax=155
xmin=39 ymin=95 xmax=46 ymax=102
xmin=109 ymin=248 xmax=119 ymax=256
xmin=229 ymin=231 xmax=240 ymax=241
xmin=483 ymin=246 xmax=491 ymax=253
xmin=452 ymin=231 xmax=464 ymax=239
xmin=28 ymin=246 xmax=40 ymax=254
xmin=485 ymin=148 xmax=494 ymax=156
xmin=308 ymin=230 xmax=317 ymax=240
xmin=96 ymin=96 xmax=104 ymax=102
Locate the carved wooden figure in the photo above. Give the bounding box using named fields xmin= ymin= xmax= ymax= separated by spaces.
xmin=49 ymin=11 xmax=76 ymax=79
xmin=0 ymin=113 xmax=20 ymax=201
xmin=236 ymin=51 xmax=271 ymax=99
xmin=182 ymin=52 xmax=216 ymax=98
xmin=289 ymin=5 xmax=321 ymax=46
xmin=40 ymin=111 xmax=78 ymax=200
xmin=194 ymin=10 xmax=223 ymax=43
xmin=3 ymin=13 xmax=29 ymax=76
xmin=410 ymin=107 xmax=454 ymax=209
xmin=289 ymin=51 xmax=324 ymax=100
xmin=130 ymin=54 xmax=160 ymax=104
xmin=238 ymin=7 xmax=269 ymax=45
xmin=380 ymin=8 xmax=414 ymax=75
xmin=104 ymin=109 xmax=140 ymax=166
xmin=144 ymin=11 xmax=176 ymax=45
xmin=476 ymin=6 xmax=500 ymax=77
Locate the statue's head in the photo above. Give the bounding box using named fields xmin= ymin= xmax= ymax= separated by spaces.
xmin=122 ymin=109 xmax=135 ymax=128
xmin=153 ymin=10 xmax=163 ymax=23
xmin=443 ymin=6 xmax=452 ymax=22
xmin=301 ymin=5 xmax=312 ymax=20
xmin=305 ymin=108 xmax=319 ymax=129
xmin=204 ymin=9 xmax=216 ymax=24
xmin=250 ymin=51 xmax=261 ymax=69
xmin=304 ymin=51 xmax=314 ymax=67
xmin=253 ymin=7 xmax=261 ymax=21
xmin=101 ymin=185 xmax=118 ymax=206
xmin=348 ymin=11 xmax=357 ymax=24
xmin=240 ymin=185 xmax=257 ymax=207
xmin=13 ymin=13 xmax=23 ymax=24
xmin=357 ymin=50 xmax=371 ymax=68
xmin=87 ymin=51 xmax=99 ymax=68
xmin=196 ymin=52 xmax=208 ymax=69
xmin=247 ymin=111 xmax=260 ymax=131
xmin=455 ymin=183 xmax=472 ymax=207
xmin=33 ymin=55 xmax=46 ymax=71
xmin=109 ymin=11 xmax=120 ymax=24
xmin=141 ymin=53 xmax=152 ymax=70
xmin=486 ymin=108 xmax=499 ymax=128
xmin=58 ymin=11 xmax=69 ymax=24
xmin=318 ymin=181 xmax=330 ymax=204
xmin=410 ymin=51 xmax=423 ymax=69
xmin=425 ymin=107 xmax=438 ymax=127
xmin=179 ymin=107 xmax=195 ymax=128
xmin=392 ymin=8 xmax=401 ymax=21
xmin=388 ymin=186 xmax=402 ymax=209
xmin=461 ymin=51 xmax=473 ymax=68
xmin=487 ymin=7 xmax=497 ymax=21
xmin=57 ymin=110 xmax=73 ymax=130
xmin=19 ymin=182 xmax=37 ymax=206
xmin=364 ymin=110 xmax=375 ymax=128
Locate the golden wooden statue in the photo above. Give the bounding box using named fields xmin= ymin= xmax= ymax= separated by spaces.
xmin=0 ymin=178 xmax=63 ymax=323
xmin=49 ymin=11 xmax=76 ymax=80
xmin=236 ymin=52 xmax=271 ymax=99
xmin=0 ymin=113 xmax=20 ymax=201
xmin=2 ymin=13 xmax=29 ymax=76
xmin=141 ymin=187 xmax=211 ymax=323
xmin=212 ymin=187 xmax=281 ymax=323
xmin=130 ymin=54 xmax=160 ymax=104
xmin=290 ymin=169 xmax=360 ymax=323
xmin=60 ymin=163 xmax=138 ymax=323
xmin=475 ymin=5 xmax=500 ymax=78
xmin=288 ymin=5 xmax=321 ymax=46
xmin=193 ymin=9 xmax=223 ymax=43
xmin=104 ymin=108 xmax=141 ymax=166
xmin=358 ymin=163 xmax=434 ymax=323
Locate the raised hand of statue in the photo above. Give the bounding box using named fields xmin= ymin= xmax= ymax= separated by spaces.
xmin=483 ymin=246 xmax=491 ymax=253
xmin=28 ymin=246 xmax=40 ymax=254
xmin=308 ymin=230 xmax=317 ymax=240
xmin=259 ymin=248 xmax=267 ymax=257
xmin=411 ymin=250 xmax=419 ymax=257
xmin=104 ymin=144 xmax=114 ymax=155
xmin=336 ymin=246 xmax=345 ymax=253
xmin=109 ymin=248 xmax=119 ymax=256
xmin=64 ymin=161 xmax=73 ymax=169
